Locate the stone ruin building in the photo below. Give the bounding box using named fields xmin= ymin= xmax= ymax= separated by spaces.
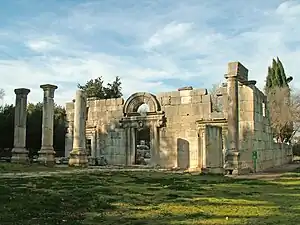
xmin=65 ymin=61 xmax=293 ymax=174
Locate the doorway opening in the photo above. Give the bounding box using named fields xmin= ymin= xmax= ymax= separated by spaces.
xmin=135 ymin=126 xmax=151 ymax=165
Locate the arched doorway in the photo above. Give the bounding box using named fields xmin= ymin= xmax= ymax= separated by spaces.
xmin=120 ymin=92 xmax=166 ymax=166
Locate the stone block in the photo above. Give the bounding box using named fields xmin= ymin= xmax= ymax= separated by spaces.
xmin=191 ymin=88 xmax=207 ymax=96
xmin=105 ymin=99 xmax=111 ymax=106
xmin=201 ymin=95 xmax=211 ymax=103
xmin=201 ymin=103 xmax=211 ymax=116
xmin=178 ymin=105 xmax=192 ymax=116
xmin=164 ymin=106 xmax=179 ymax=116
xmin=181 ymin=96 xmax=192 ymax=104
xmin=191 ymin=104 xmax=202 ymax=116
xmin=191 ymin=96 xmax=202 ymax=104
xmin=170 ymin=91 xmax=180 ymax=97
xmin=227 ymin=61 xmax=248 ymax=81
xmin=116 ymin=98 xmax=124 ymax=105
xmin=161 ymin=96 xmax=171 ymax=106
xmin=110 ymin=99 xmax=117 ymax=106
xmin=96 ymin=100 xmax=105 ymax=109
xmin=240 ymin=111 xmax=253 ymax=121
xmin=179 ymin=90 xmax=192 ymax=97
xmin=171 ymin=97 xmax=181 ymax=105
xmin=240 ymin=100 xmax=254 ymax=112
xmin=66 ymin=102 xmax=74 ymax=110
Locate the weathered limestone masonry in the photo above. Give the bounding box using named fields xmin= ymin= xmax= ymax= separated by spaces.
xmin=65 ymin=62 xmax=292 ymax=174
xmin=68 ymin=90 xmax=89 ymax=166
xmin=11 ymin=88 xmax=30 ymax=163
xmin=38 ymin=84 xmax=57 ymax=165
xmin=224 ymin=63 xmax=240 ymax=174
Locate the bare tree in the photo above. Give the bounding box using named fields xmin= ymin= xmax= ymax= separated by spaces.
xmin=267 ymin=87 xmax=300 ymax=143
xmin=0 ymin=89 xmax=5 ymax=106
xmin=209 ymin=83 xmax=222 ymax=112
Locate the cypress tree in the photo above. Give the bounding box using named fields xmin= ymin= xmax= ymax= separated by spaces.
xmin=265 ymin=66 xmax=273 ymax=94
xmin=265 ymin=57 xmax=293 ymax=93
xmin=265 ymin=57 xmax=294 ymax=143
xmin=277 ymin=57 xmax=293 ymax=87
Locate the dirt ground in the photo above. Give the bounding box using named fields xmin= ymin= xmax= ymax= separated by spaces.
xmin=229 ymin=162 xmax=300 ymax=180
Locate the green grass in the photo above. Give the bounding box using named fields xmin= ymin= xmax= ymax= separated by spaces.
xmin=0 ymin=164 xmax=300 ymax=225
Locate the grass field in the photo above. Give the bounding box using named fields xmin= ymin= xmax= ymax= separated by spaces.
xmin=0 ymin=164 xmax=300 ymax=225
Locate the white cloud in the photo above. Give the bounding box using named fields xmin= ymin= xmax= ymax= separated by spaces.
xmin=144 ymin=22 xmax=193 ymax=50
xmin=1 ymin=0 xmax=300 ymax=107
xmin=26 ymin=38 xmax=60 ymax=52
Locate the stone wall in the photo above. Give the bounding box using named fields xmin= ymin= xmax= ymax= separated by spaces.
xmin=65 ymin=97 xmax=127 ymax=165
xmin=237 ymin=77 xmax=292 ymax=172
xmin=64 ymin=61 xmax=293 ymax=173
xmin=156 ymin=88 xmax=211 ymax=168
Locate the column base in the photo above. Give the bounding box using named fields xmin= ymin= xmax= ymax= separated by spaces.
xmin=37 ymin=147 xmax=56 ymax=166
xmin=11 ymin=147 xmax=29 ymax=164
xmin=224 ymin=151 xmax=241 ymax=175
xmin=68 ymin=149 xmax=88 ymax=167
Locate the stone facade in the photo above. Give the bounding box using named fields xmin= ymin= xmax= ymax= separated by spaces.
xmin=65 ymin=61 xmax=293 ymax=174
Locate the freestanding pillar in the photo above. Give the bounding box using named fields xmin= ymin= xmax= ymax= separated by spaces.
xmin=68 ymin=90 xmax=88 ymax=167
xmin=11 ymin=88 xmax=30 ymax=163
xmin=224 ymin=62 xmax=242 ymax=174
xmin=38 ymin=84 xmax=57 ymax=165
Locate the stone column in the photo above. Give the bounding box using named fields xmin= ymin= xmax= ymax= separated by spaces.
xmin=91 ymin=131 xmax=96 ymax=158
xmin=224 ymin=62 xmax=241 ymax=174
xmin=150 ymin=121 xmax=160 ymax=167
xmin=64 ymin=101 xmax=74 ymax=157
xmin=130 ymin=127 xmax=136 ymax=165
xmin=38 ymin=84 xmax=58 ymax=165
xmin=65 ymin=121 xmax=73 ymax=157
xmin=11 ymin=88 xmax=30 ymax=163
xmin=96 ymin=127 xmax=101 ymax=158
xmin=68 ymin=90 xmax=88 ymax=167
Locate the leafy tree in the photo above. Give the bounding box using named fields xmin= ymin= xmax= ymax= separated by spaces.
xmin=78 ymin=76 xmax=123 ymax=99
xmin=0 ymin=104 xmax=14 ymax=149
xmin=26 ymin=103 xmax=66 ymax=157
xmin=104 ymin=76 xmax=123 ymax=98
xmin=0 ymin=102 xmax=66 ymax=157
xmin=78 ymin=77 xmax=105 ymax=99
xmin=53 ymin=104 xmax=66 ymax=157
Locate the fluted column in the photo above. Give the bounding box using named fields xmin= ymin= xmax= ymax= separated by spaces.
xmin=38 ymin=84 xmax=57 ymax=165
xmin=11 ymin=88 xmax=30 ymax=163
xmin=68 ymin=90 xmax=88 ymax=166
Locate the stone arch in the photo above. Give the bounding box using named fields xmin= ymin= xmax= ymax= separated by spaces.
xmin=123 ymin=92 xmax=161 ymax=115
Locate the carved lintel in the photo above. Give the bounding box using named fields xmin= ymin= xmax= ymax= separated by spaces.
xmin=120 ymin=112 xmax=166 ymax=129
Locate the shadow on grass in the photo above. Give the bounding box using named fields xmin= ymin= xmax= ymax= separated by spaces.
xmin=0 ymin=162 xmax=74 ymax=173
xmin=1 ymin=169 xmax=300 ymax=224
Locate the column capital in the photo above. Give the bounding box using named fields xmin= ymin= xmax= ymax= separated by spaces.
xmin=225 ymin=61 xmax=248 ymax=81
xmin=14 ymin=88 xmax=30 ymax=96
xmin=40 ymin=84 xmax=58 ymax=98
xmin=75 ymin=89 xmax=87 ymax=98
xmin=224 ymin=74 xmax=238 ymax=80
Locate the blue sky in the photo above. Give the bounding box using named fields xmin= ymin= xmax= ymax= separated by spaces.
xmin=0 ymin=0 xmax=300 ymax=105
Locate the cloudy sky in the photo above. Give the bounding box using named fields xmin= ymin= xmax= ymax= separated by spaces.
xmin=0 ymin=0 xmax=300 ymax=106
